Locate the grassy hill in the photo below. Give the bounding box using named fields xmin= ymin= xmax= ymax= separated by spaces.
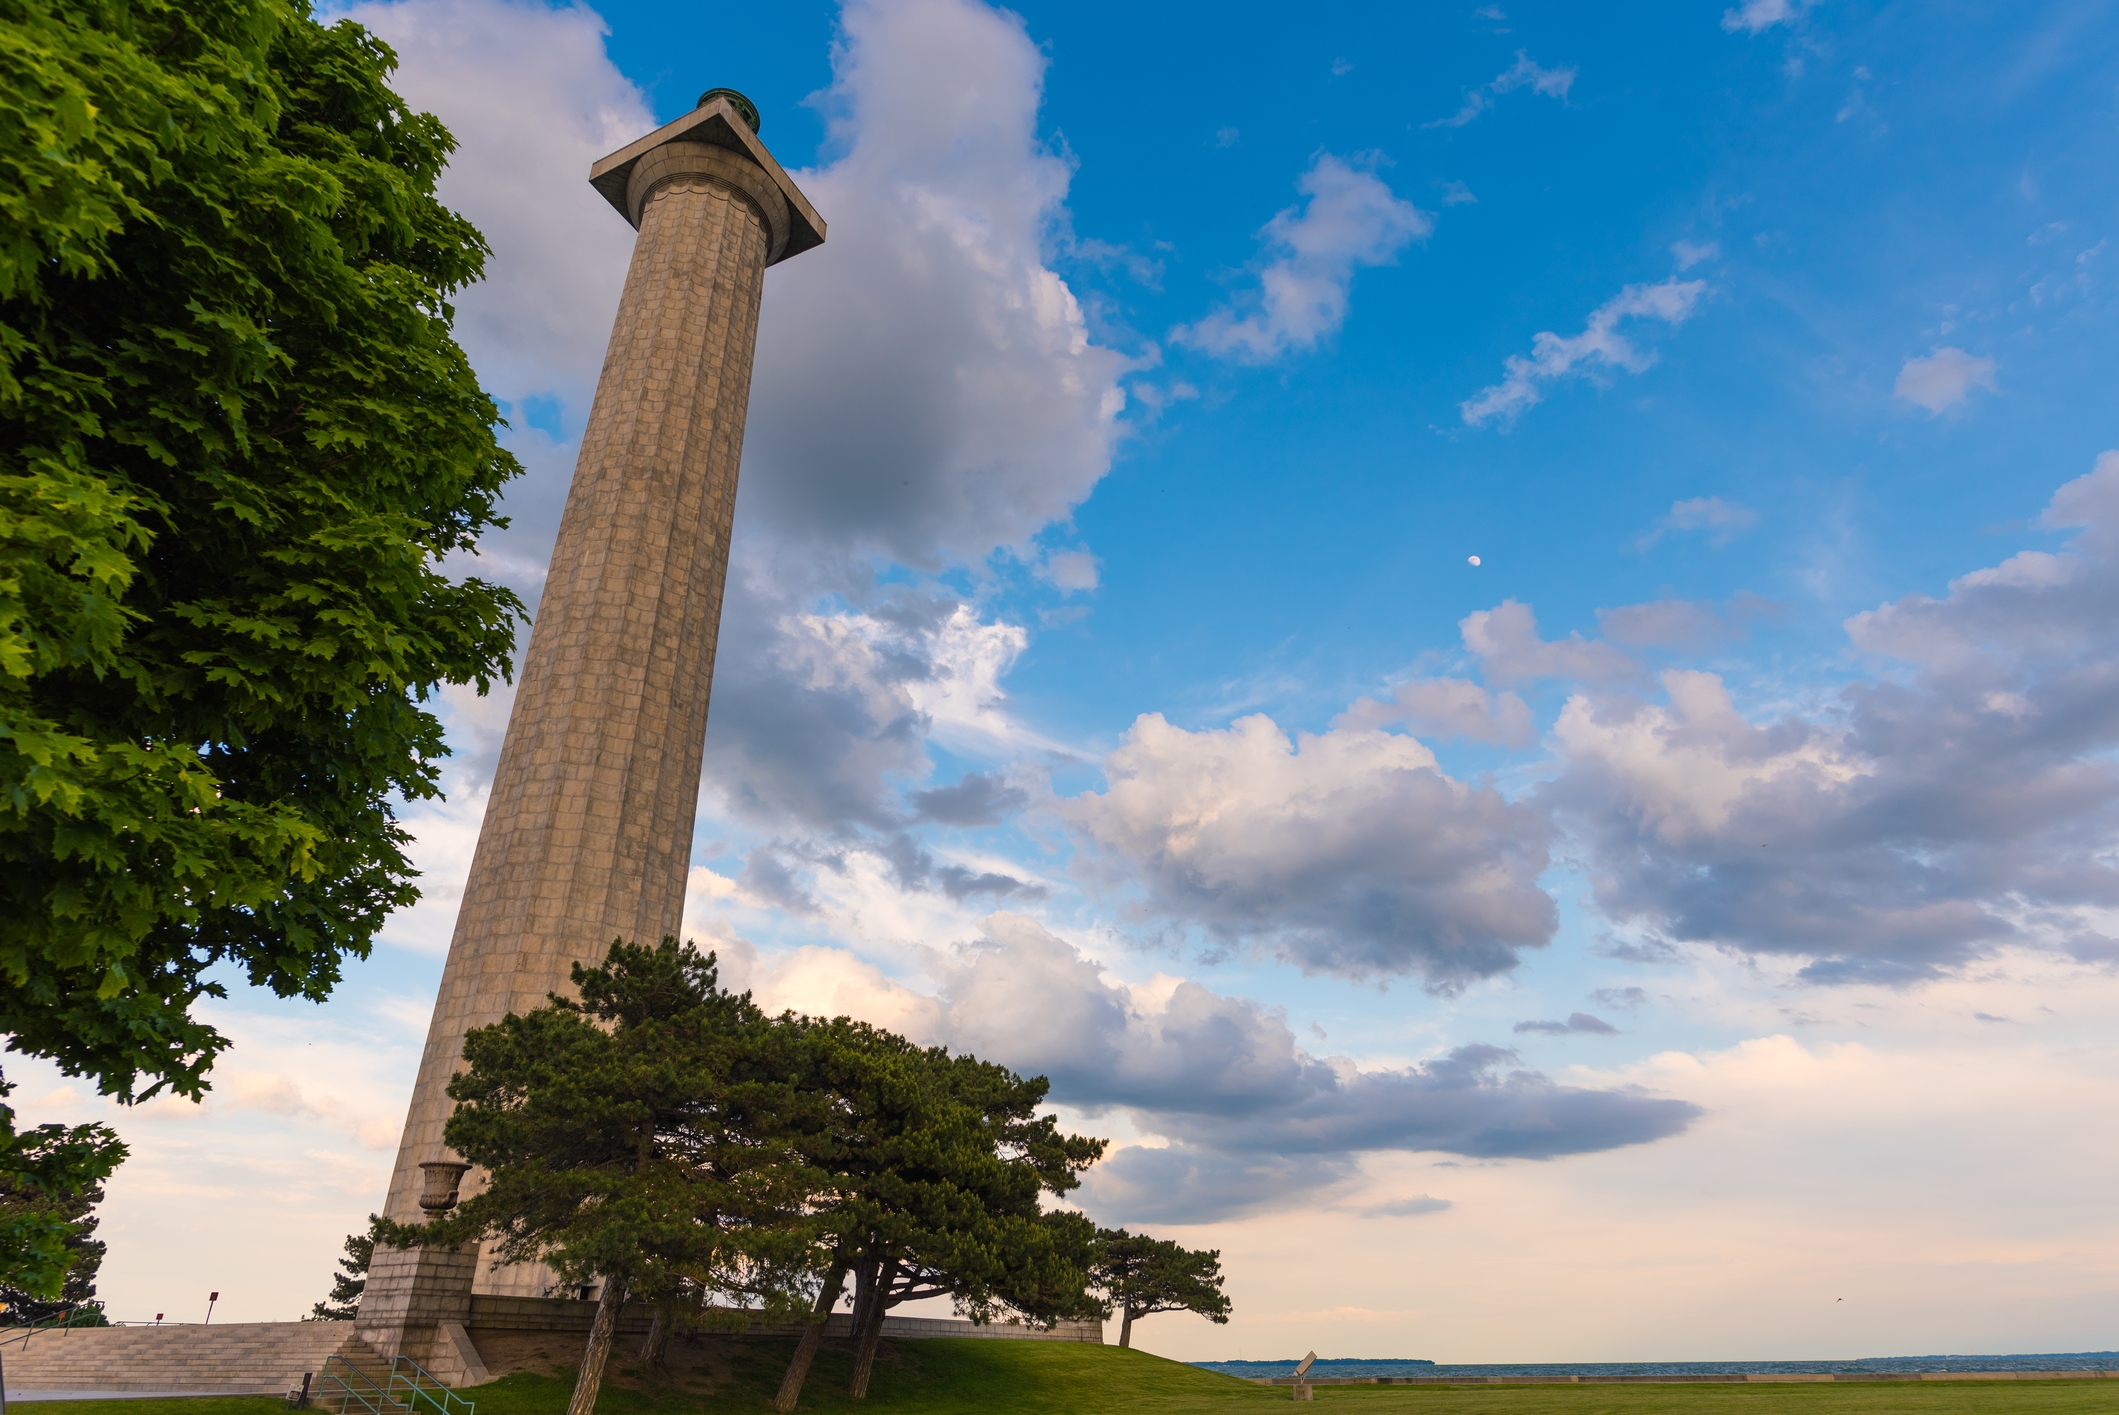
xmin=26 ymin=1338 xmax=2118 ymax=1415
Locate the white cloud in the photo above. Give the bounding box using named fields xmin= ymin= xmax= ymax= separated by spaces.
xmin=1366 ymin=1195 xmax=1452 ymax=1217
xmin=366 ymin=0 xmax=1130 ymax=583
xmin=1460 ymin=278 xmax=1709 ymax=426
xmin=1597 ymin=594 xmax=1775 ymax=651
xmin=738 ymin=0 xmax=1133 ymax=571
xmin=1721 ymin=0 xmax=1817 ymax=34
xmin=1894 ymin=347 xmax=1999 ymax=415
xmin=1634 ymin=494 xmax=1760 ymax=549
xmin=1337 ymin=676 xmax=1535 ymax=747
xmin=344 ymin=0 xmax=646 ymax=414
xmin=1670 ymin=239 xmax=1721 ymax=269
xmin=697 ymin=592 xmax=1047 ymax=840
xmin=1038 ymin=547 xmax=1101 ymax=593
xmin=1460 ymin=599 xmax=1638 ymax=685
xmin=1063 ymin=712 xmax=1555 ymax=986
xmin=1173 ymin=154 xmax=1431 ymax=363
xmin=1549 ymin=456 xmax=2119 ymax=983
xmin=720 ymin=916 xmax=1698 ymax=1223
xmin=1426 ymin=51 xmax=1577 ymax=129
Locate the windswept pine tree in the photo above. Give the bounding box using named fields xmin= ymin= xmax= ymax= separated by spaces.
xmin=1090 ymin=1229 xmax=1233 ymax=1348
xmin=770 ymin=1023 xmax=1103 ymax=1409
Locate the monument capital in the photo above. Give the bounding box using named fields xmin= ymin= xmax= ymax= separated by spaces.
xmin=589 ymin=91 xmax=825 ymax=263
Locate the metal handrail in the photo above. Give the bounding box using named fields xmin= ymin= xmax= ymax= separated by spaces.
xmin=386 ymin=1356 xmax=476 ymax=1415
xmin=0 ymin=1309 xmax=99 ymax=1351
xmin=314 ymin=1353 xmax=475 ymax=1415
xmin=317 ymin=1355 xmax=394 ymax=1406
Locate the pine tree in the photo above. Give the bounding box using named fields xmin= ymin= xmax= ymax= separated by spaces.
xmin=1089 ymin=1229 xmax=1233 ymax=1348
xmin=771 ymin=1025 xmax=1103 ymax=1408
xmin=384 ymin=939 xmax=814 ymax=1415
xmin=307 ymin=1217 xmax=379 ymax=1321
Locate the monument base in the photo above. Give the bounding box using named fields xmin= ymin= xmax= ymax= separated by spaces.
xmin=354 ymin=1242 xmax=477 ymax=1373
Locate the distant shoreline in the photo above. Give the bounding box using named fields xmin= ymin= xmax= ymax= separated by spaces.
xmin=1194 ymin=1352 xmax=2119 ymax=1380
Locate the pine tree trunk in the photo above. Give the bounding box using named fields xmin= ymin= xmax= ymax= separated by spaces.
xmin=846 ymin=1254 xmax=878 ymax=1339
xmin=640 ymin=1297 xmax=673 ymax=1369
xmin=1119 ymin=1305 xmax=1135 ymax=1348
xmin=771 ymin=1260 xmax=849 ymax=1414
xmin=847 ymin=1261 xmax=897 ymax=1399
xmin=565 ymin=1274 xmax=629 ymax=1415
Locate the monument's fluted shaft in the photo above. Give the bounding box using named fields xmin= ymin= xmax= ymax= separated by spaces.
xmin=359 ymin=92 xmax=823 ymax=1360
xmin=382 ymin=153 xmax=767 ymax=1248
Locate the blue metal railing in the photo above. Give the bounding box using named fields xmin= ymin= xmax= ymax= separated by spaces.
xmin=388 ymin=1354 xmax=477 ymax=1415
xmin=315 ymin=1353 xmax=475 ymax=1415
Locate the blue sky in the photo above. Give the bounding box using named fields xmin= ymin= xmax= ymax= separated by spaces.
xmin=16 ymin=0 xmax=2119 ymax=1363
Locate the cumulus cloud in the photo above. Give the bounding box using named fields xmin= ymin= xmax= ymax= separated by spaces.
xmin=1597 ymin=594 xmax=1777 ymax=652
xmin=1722 ymin=0 xmax=1818 ymax=34
xmin=737 ymin=0 xmax=1132 ymax=572
xmin=1634 ymin=495 xmax=1760 ymax=549
xmin=1461 ymin=278 xmax=1709 ymax=427
xmin=366 ymin=0 xmax=1128 ymax=583
xmin=1513 ymin=1012 xmax=1620 ymax=1036
xmin=1337 ymin=676 xmax=1535 ymax=747
xmin=341 ymin=0 xmax=654 ymax=599
xmin=1547 ymin=453 xmax=2119 ymax=983
xmin=1894 ymin=347 xmax=1999 ymax=415
xmin=1174 ymin=154 xmax=1432 ymax=362
xmin=1426 ymin=51 xmax=1577 ymax=129
xmin=699 ymin=591 xmax=1045 ymax=840
xmin=1592 ymin=986 xmax=1649 ymax=1010
xmin=1063 ymin=713 xmax=1555 ymax=987
xmin=1461 ymin=600 xmax=1638 ymax=686
xmin=346 ymin=0 xmax=646 ymax=412
xmin=732 ymin=915 xmax=1698 ymax=1223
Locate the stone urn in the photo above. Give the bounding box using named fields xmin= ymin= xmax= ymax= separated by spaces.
xmin=416 ymin=1160 xmax=472 ymax=1213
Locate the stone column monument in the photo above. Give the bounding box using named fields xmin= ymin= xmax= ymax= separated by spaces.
xmin=357 ymin=89 xmax=824 ymax=1372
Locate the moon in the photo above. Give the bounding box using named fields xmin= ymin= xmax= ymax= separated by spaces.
xmin=1467 ymin=555 xmax=1482 ymax=566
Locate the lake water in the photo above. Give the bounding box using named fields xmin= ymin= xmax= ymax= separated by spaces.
xmin=1194 ymin=1353 xmax=2119 ymax=1380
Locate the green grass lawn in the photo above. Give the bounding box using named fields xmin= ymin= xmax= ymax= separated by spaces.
xmin=22 ymin=1341 xmax=2117 ymax=1415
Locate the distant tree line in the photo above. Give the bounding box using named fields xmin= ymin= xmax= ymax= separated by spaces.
xmin=370 ymin=939 xmax=1229 ymax=1411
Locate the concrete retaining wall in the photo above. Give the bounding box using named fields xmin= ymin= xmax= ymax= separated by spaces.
xmin=465 ymin=1295 xmax=1100 ymax=1344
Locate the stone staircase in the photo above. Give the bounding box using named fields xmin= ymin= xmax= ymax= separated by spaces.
xmin=0 ymin=1299 xmax=1098 ymax=1399
xmin=0 ymin=1320 xmax=377 ymax=1396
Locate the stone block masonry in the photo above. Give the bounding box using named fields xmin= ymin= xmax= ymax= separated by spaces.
xmin=0 ymin=1322 xmax=375 ymax=1395
xmin=0 ymin=1306 xmax=1097 ymax=1396
xmin=359 ymin=88 xmax=824 ymax=1367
